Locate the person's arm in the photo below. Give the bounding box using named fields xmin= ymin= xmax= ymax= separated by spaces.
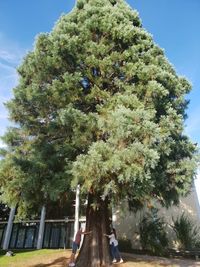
xmin=82 ymin=230 xmax=92 ymax=235
xmin=104 ymin=233 xmax=112 ymax=238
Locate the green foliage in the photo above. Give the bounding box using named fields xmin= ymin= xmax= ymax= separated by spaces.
xmin=0 ymin=126 xmax=74 ymax=218
xmin=77 ymin=0 xmax=85 ymax=9
xmin=0 ymin=0 xmax=198 ymax=217
xmin=139 ymin=210 xmax=169 ymax=255
xmin=0 ymin=203 xmax=10 ymax=221
xmin=172 ymin=213 xmax=200 ymax=250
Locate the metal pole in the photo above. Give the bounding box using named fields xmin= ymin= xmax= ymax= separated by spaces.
xmin=3 ymin=206 xmax=16 ymax=250
xmin=74 ymin=184 xmax=80 ymax=239
xmin=37 ymin=205 xmax=46 ymax=249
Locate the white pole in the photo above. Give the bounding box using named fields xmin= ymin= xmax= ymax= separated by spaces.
xmin=112 ymin=206 xmax=117 ymax=228
xmin=74 ymin=184 xmax=80 ymax=239
xmin=37 ymin=205 xmax=46 ymax=249
xmin=3 ymin=206 xmax=16 ymax=250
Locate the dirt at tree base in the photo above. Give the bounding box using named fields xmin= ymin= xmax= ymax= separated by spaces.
xmin=31 ymin=250 xmax=200 ymax=267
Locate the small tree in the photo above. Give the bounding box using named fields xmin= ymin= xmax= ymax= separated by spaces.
xmin=0 ymin=0 xmax=198 ymax=266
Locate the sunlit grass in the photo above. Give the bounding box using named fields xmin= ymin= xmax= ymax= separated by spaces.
xmin=0 ymin=249 xmax=69 ymax=267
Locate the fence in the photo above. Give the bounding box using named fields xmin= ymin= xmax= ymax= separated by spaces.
xmin=0 ymin=219 xmax=85 ymax=250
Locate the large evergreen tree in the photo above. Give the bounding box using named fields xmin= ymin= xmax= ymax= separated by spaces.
xmin=0 ymin=0 xmax=198 ymax=266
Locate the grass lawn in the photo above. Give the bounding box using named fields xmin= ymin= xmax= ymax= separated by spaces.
xmin=0 ymin=249 xmax=69 ymax=267
xmin=0 ymin=249 xmax=199 ymax=267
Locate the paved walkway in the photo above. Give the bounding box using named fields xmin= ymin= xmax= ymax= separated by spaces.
xmin=123 ymin=252 xmax=200 ymax=267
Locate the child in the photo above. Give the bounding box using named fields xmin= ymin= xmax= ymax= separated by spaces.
xmin=104 ymin=228 xmax=123 ymax=264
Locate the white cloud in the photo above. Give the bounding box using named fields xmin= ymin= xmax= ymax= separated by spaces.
xmin=0 ymin=50 xmax=20 ymax=64
xmin=0 ymin=35 xmax=23 ymax=96
xmin=0 ymin=110 xmax=8 ymax=120
xmin=0 ymin=32 xmax=25 ymax=61
xmin=0 ymin=33 xmax=27 ymax=142
xmin=0 ymin=139 xmax=7 ymax=149
xmin=185 ymin=107 xmax=200 ymax=145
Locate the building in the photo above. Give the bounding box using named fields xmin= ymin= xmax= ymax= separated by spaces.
xmin=114 ymin=185 xmax=200 ymax=248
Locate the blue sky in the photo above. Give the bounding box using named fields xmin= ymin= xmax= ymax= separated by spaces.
xmin=0 ymin=0 xmax=200 ymax=199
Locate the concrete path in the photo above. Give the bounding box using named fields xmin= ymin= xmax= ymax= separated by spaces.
xmin=122 ymin=252 xmax=200 ymax=267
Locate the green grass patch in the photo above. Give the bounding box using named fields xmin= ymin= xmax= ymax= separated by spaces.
xmin=0 ymin=249 xmax=67 ymax=267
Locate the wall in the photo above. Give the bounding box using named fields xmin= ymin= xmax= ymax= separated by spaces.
xmin=114 ymin=186 xmax=200 ymax=249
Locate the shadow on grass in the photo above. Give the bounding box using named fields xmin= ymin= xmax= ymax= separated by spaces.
xmin=30 ymin=256 xmax=69 ymax=267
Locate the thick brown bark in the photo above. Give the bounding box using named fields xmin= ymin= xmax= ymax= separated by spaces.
xmin=75 ymin=193 xmax=112 ymax=267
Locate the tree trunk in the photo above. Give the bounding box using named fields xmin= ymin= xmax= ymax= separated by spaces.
xmin=75 ymin=193 xmax=112 ymax=267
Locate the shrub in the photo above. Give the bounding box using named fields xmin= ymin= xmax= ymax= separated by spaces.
xmin=139 ymin=210 xmax=168 ymax=255
xmin=172 ymin=213 xmax=200 ymax=250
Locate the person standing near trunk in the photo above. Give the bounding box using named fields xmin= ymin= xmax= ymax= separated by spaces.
xmin=68 ymin=227 xmax=92 ymax=267
xmin=104 ymin=228 xmax=123 ymax=264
